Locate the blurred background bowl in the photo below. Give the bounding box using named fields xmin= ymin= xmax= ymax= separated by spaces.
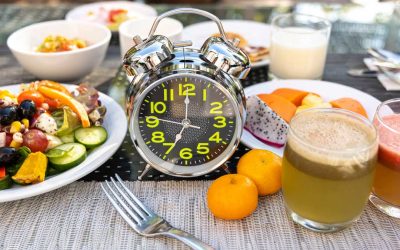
xmin=65 ymin=1 xmax=157 ymax=32
xmin=119 ymin=17 xmax=183 ymax=59
xmin=7 ymin=20 xmax=111 ymax=82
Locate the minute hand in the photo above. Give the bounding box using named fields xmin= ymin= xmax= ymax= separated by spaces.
xmin=184 ymin=88 xmax=189 ymax=120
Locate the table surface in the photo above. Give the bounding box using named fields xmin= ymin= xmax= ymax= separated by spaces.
xmin=1 ymin=3 xmax=400 ymax=249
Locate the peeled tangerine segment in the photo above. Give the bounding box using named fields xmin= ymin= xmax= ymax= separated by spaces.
xmin=330 ymin=98 xmax=368 ymax=118
xmin=245 ymin=95 xmax=289 ymax=147
xmin=271 ymin=88 xmax=309 ymax=106
xmin=256 ymin=94 xmax=297 ymax=123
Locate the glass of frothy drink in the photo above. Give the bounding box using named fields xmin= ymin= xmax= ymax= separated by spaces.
xmin=282 ymin=109 xmax=378 ymax=232
xmin=370 ymin=98 xmax=400 ymax=218
xmin=269 ymin=13 xmax=331 ymax=80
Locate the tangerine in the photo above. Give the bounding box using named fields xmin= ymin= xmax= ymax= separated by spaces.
xmin=237 ymin=149 xmax=282 ymax=196
xmin=207 ymin=174 xmax=258 ymax=220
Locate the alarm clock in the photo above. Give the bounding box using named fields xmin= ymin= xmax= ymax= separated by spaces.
xmin=124 ymin=8 xmax=250 ymax=179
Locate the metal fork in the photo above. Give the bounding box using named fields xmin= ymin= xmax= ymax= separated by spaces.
xmin=101 ymin=174 xmax=214 ymax=250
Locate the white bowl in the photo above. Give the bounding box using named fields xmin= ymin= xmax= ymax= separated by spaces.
xmin=65 ymin=1 xmax=157 ymax=31
xmin=7 ymin=20 xmax=112 ymax=82
xmin=119 ymin=17 xmax=183 ymax=59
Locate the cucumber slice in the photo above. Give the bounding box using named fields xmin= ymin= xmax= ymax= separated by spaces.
xmin=60 ymin=133 xmax=75 ymax=143
xmin=74 ymin=126 xmax=107 ymax=148
xmin=48 ymin=143 xmax=87 ymax=172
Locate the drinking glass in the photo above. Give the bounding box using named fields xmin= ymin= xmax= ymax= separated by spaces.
xmin=269 ymin=13 xmax=331 ymax=80
xmin=370 ymin=98 xmax=400 ymax=218
xmin=282 ymin=108 xmax=378 ymax=232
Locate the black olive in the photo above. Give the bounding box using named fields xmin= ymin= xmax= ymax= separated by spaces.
xmin=18 ymin=100 xmax=36 ymax=119
xmin=0 ymin=147 xmax=17 ymax=164
xmin=0 ymin=106 xmax=18 ymax=125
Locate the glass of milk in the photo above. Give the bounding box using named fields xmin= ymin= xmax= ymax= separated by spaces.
xmin=269 ymin=13 xmax=331 ymax=80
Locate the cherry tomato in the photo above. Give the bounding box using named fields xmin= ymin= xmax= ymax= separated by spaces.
xmin=44 ymin=97 xmax=61 ymax=109
xmin=0 ymin=166 xmax=5 ymax=178
xmin=18 ymin=90 xmax=45 ymax=107
xmin=22 ymin=129 xmax=48 ymax=152
xmin=108 ymin=9 xmax=127 ymax=22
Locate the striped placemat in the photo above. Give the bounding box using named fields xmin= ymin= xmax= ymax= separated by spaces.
xmin=0 ymin=181 xmax=399 ymax=249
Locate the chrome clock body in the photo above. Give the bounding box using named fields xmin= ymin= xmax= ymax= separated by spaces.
xmin=124 ymin=8 xmax=250 ymax=178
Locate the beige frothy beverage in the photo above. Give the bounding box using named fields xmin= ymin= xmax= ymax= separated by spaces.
xmin=282 ymin=110 xmax=378 ymax=226
xmin=270 ymin=27 xmax=328 ymax=79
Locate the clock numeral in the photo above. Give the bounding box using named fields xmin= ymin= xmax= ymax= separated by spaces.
xmin=150 ymin=101 xmax=166 ymax=114
xmin=210 ymin=102 xmax=223 ymax=114
xmin=197 ymin=143 xmax=209 ymax=154
xmin=179 ymin=83 xmax=196 ymax=96
xmin=151 ymin=131 xmax=165 ymax=143
xmin=180 ymin=148 xmax=193 ymax=160
xmin=213 ymin=116 xmax=226 ymax=128
xmin=209 ymin=131 xmax=222 ymax=143
xmin=145 ymin=116 xmax=159 ymax=128
xmin=203 ymin=89 xmax=207 ymax=101
xmin=163 ymin=89 xmax=174 ymax=101
xmin=162 ymin=142 xmax=175 ymax=155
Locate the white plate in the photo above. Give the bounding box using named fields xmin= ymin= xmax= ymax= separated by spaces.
xmin=65 ymin=1 xmax=157 ymax=31
xmin=0 ymin=84 xmax=127 ymax=202
xmin=182 ymin=20 xmax=271 ymax=67
xmin=241 ymin=80 xmax=381 ymax=156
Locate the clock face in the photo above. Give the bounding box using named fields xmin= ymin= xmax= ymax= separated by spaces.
xmin=134 ymin=74 xmax=238 ymax=168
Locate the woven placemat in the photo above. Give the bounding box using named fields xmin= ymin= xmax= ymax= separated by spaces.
xmin=0 ymin=181 xmax=399 ymax=249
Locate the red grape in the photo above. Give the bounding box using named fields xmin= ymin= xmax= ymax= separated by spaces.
xmin=5 ymin=133 xmax=12 ymax=146
xmin=23 ymin=129 xmax=48 ymax=152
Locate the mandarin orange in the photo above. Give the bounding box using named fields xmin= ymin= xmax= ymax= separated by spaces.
xmin=207 ymin=174 xmax=258 ymax=220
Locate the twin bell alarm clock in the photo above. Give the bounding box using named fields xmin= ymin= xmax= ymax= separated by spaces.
xmin=123 ymin=8 xmax=250 ymax=179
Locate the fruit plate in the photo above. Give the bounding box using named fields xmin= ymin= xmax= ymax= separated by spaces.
xmin=181 ymin=20 xmax=271 ymax=68
xmin=0 ymin=84 xmax=127 ymax=202
xmin=65 ymin=1 xmax=157 ymax=32
xmin=241 ymin=80 xmax=381 ymax=157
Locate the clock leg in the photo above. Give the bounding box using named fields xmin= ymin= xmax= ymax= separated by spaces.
xmin=138 ymin=164 xmax=152 ymax=181
xmin=221 ymin=163 xmax=231 ymax=174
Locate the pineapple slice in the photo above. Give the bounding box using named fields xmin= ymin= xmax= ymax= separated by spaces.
xmin=302 ymin=93 xmax=324 ymax=106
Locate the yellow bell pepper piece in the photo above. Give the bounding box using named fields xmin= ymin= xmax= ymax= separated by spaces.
xmin=37 ymin=86 xmax=90 ymax=128
xmin=12 ymin=152 xmax=48 ymax=184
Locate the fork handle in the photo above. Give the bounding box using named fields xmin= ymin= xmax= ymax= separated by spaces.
xmin=163 ymin=228 xmax=214 ymax=250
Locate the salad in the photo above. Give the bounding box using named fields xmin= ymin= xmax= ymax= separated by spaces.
xmin=0 ymin=81 xmax=107 ymax=190
xmin=36 ymin=35 xmax=87 ymax=53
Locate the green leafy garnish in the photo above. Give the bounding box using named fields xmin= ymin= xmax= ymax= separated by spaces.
xmin=55 ymin=107 xmax=81 ymax=136
xmin=6 ymin=146 xmax=31 ymax=176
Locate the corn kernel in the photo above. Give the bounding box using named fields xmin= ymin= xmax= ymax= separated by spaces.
xmin=10 ymin=121 xmax=22 ymax=133
xmin=21 ymin=119 xmax=29 ymax=128
xmin=10 ymin=140 xmax=21 ymax=148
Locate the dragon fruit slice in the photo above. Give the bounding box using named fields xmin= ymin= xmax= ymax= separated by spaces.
xmin=245 ymin=95 xmax=289 ymax=147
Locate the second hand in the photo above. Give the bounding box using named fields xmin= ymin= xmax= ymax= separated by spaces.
xmin=146 ymin=117 xmax=200 ymax=129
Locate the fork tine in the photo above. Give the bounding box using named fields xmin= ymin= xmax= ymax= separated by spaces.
xmin=110 ymin=177 xmax=148 ymax=219
xmin=103 ymin=180 xmax=143 ymax=224
xmin=115 ymin=174 xmax=155 ymax=216
xmin=100 ymin=183 xmax=139 ymax=229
